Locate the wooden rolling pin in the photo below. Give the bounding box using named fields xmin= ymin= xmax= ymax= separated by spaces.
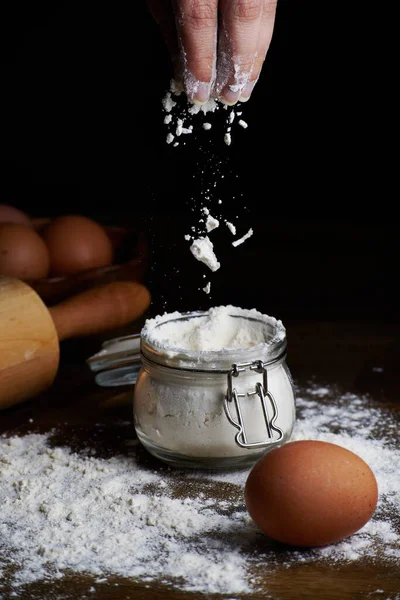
xmin=0 ymin=276 xmax=151 ymax=410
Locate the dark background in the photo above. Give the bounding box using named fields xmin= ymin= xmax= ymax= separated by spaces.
xmin=0 ymin=2 xmax=396 ymax=323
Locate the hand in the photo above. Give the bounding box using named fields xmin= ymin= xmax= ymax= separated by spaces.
xmin=147 ymin=0 xmax=278 ymax=105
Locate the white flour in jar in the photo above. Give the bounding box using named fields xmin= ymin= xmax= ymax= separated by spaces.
xmin=134 ymin=305 xmax=295 ymax=458
xmin=0 ymin=381 xmax=399 ymax=599
xmin=141 ymin=304 xmax=278 ymax=352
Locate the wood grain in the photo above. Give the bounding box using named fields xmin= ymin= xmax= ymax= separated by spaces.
xmin=0 ymin=277 xmax=59 ymax=409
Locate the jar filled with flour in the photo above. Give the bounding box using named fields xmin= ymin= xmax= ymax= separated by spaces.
xmin=132 ymin=305 xmax=296 ymax=469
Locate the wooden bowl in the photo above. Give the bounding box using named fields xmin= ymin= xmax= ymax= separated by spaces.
xmin=30 ymin=218 xmax=149 ymax=306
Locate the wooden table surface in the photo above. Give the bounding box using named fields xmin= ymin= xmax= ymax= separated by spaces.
xmin=1 ymin=313 xmax=399 ymax=600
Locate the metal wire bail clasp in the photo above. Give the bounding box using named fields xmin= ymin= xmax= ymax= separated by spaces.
xmin=224 ymin=360 xmax=283 ymax=449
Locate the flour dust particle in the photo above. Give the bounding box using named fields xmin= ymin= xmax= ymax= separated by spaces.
xmin=0 ymin=382 xmax=399 ymax=598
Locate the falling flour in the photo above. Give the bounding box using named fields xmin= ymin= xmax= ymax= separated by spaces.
xmin=161 ymin=80 xmax=254 ymax=294
xmin=161 ymin=79 xmax=249 ymax=148
xmin=189 ymin=236 xmax=220 ymax=272
xmin=232 ymin=227 xmax=254 ymax=247
xmin=0 ymin=381 xmax=399 ymax=598
xmin=185 ymin=203 xmax=253 ymax=278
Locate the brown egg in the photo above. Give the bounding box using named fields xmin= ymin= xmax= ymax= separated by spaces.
xmin=0 ymin=223 xmax=50 ymax=280
xmin=0 ymin=204 xmax=32 ymax=226
xmin=244 ymin=440 xmax=378 ymax=547
xmin=41 ymin=215 xmax=114 ymax=276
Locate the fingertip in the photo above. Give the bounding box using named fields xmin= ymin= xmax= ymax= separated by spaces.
xmin=238 ymin=80 xmax=256 ymax=103
xmin=187 ymin=81 xmax=212 ymax=105
xmin=219 ymin=86 xmax=241 ymax=106
xmin=170 ymin=76 xmax=184 ymax=96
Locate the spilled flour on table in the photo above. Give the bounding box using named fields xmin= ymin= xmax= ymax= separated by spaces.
xmin=0 ymin=381 xmax=399 ymax=598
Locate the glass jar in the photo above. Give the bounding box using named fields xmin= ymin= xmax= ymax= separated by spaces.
xmin=133 ymin=310 xmax=296 ymax=469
